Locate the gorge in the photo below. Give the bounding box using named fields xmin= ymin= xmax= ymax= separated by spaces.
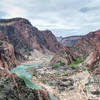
xmin=0 ymin=18 xmax=100 ymax=100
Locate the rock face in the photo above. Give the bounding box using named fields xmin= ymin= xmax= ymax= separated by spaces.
xmin=0 ymin=18 xmax=63 ymax=56
xmin=0 ymin=32 xmax=17 ymax=71
xmin=85 ymin=74 xmax=100 ymax=100
xmin=0 ymin=74 xmax=51 ymax=100
xmin=83 ymin=48 xmax=100 ymax=74
xmin=70 ymin=30 xmax=100 ymax=74
xmin=57 ymin=36 xmax=82 ymax=47
xmin=39 ymin=30 xmax=64 ymax=53
xmin=36 ymin=59 xmax=100 ymax=100
xmin=50 ymin=48 xmax=77 ymax=67
xmin=72 ymin=30 xmax=100 ymax=57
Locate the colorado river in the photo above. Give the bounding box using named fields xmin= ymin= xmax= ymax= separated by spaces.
xmin=11 ymin=62 xmax=58 ymax=100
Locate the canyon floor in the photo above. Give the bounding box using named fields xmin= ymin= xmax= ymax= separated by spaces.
xmin=21 ymin=52 xmax=100 ymax=100
xmin=0 ymin=18 xmax=100 ymax=100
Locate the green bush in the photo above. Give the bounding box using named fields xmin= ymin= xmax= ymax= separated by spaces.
xmin=73 ymin=57 xmax=86 ymax=64
xmin=70 ymin=57 xmax=86 ymax=68
xmin=55 ymin=60 xmax=63 ymax=67
xmin=55 ymin=63 xmax=60 ymax=67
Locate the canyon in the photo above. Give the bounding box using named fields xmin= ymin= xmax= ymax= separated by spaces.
xmin=0 ymin=18 xmax=100 ymax=100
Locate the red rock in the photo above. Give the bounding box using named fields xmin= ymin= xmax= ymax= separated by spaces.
xmin=69 ymin=30 xmax=100 ymax=74
xmin=0 ymin=18 xmax=63 ymax=55
xmin=72 ymin=30 xmax=100 ymax=57
xmin=39 ymin=30 xmax=64 ymax=53
xmin=0 ymin=38 xmax=17 ymax=71
xmin=50 ymin=47 xmax=77 ymax=66
xmin=83 ymin=48 xmax=100 ymax=74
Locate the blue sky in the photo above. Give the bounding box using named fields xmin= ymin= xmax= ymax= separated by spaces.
xmin=0 ymin=0 xmax=100 ymax=37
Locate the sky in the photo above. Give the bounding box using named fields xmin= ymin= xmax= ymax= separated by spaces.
xmin=0 ymin=0 xmax=100 ymax=37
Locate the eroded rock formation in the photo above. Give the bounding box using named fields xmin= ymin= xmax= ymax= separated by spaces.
xmin=0 ymin=73 xmax=51 ymax=100
xmin=72 ymin=30 xmax=100 ymax=57
xmin=50 ymin=48 xmax=77 ymax=67
xmin=0 ymin=18 xmax=63 ymax=56
xmin=83 ymin=47 xmax=100 ymax=74
xmin=0 ymin=39 xmax=17 ymax=71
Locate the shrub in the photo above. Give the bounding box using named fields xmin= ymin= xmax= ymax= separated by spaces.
xmin=70 ymin=57 xmax=86 ymax=68
xmin=55 ymin=60 xmax=63 ymax=67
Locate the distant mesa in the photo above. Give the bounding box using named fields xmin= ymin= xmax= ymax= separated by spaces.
xmin=57 ymin=36 xmax=83 ymax=47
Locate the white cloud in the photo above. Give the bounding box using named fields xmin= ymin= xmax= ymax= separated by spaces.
xmin=0 ymin=0 xmax=100 ymax=36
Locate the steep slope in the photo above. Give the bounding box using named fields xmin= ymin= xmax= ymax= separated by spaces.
xmin=83 ymin=47 xmax=100 ymax=74
xmin=57 ymin=36 xmax=82 ymax=47
xmin=50 ymin=48 xmax=77 ymax=67
xmin=0 ymin=18 xmax=63 ymax=56
xmin=0 ymin=32 xmax=17 ymax=71
xmin=0 ymin=40 xmax=17 ymax=70
xmin=0 ymin=72 xmax=51 ymax=100
xmin=71 ymin=30 xmax=100 ymax=57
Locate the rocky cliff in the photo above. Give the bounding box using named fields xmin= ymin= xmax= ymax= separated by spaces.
xmin=72 ymin=30 xmax=100 ymax=57
xmin=69 ymin=30 xmax=100 ymax=74
xmin=0 ymin=18 xmax=63 ymax=56
xmin=83 ymin=47 xmax=100 ymax=74
xmin=0 ymin=31 xmax=17 ymax=71
xmin=0 ymin=72 xmax=51 ymax=100
xmin=50 ymin=48 xmax=77 ymax=67
xmin=57 ymin=36 xmax=82 ymax=47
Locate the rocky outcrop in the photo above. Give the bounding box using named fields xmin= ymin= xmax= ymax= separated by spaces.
xmin=35 ymin=59 xmax=100 ymax=100
xmin=84 ymin=74 xmax=100 ymax=100
xmin=35 ymin=59 xmax=99 ymax=100
xmin=0 ymin=73 xmax=51 ymax=100
xmin=0 ymin=39 xmax=17 ymax=71
xmin=0 ymin=18 xmax=63 ymax=56
xmin=39 ymin=30 xmax=64 ymax=53
xmin=50 ymin=48 xmax=77 ymax=67
xmin=57 ymin=36 xmax=82 ymax=47
xmin=72 ymin=30 xmax=100 ymax=57
xmin=83 ymin=48 xmax=100 ymax=74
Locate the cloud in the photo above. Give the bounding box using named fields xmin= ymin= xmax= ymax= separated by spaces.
xmin=0 ymin=0 xmax=100 ymax=36
xmin=80 ymin=7 xmax=99 ymax=13
xmin=0 ymin=11 xmax=8 ymax=18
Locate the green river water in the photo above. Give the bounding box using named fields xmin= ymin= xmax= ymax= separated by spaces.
xmin=11 ymin=62 xmax=58 ymax=100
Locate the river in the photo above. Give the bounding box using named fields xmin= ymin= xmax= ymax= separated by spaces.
xmin=11 ymin=62 xmax=58 ymax=100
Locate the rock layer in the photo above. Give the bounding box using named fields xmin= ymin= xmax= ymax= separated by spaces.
xmin=50 ymin=48 xmax=77 ymax=67
xmin=0 ymin=18 xmax=63 ymax=56
xmin=0 ymin=73 xmax=51 ymax=100
xmin=0 ymin=39 xmax=17 ymax=71
xmin=72 ymin=30 xmax=100 ymax=57
xmin=83 ymin=47 xmax=100 ymax=74
xmin=57 ymin=36 xmax=82 ymax=47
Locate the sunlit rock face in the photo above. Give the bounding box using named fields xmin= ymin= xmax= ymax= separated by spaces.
xmin=0 ymin=18 xmax=63 ymax=56
xmin=49 ymin=48 xmax=77 ymax=67
xmin=70 ymin=30 xmax=100 ymax=74
xmin=71 ymin=30 xmax=100 ymax=57
xmin=0 ymin=31 xmax=17 ymax=71
xmin=0 ymin=40 xmax=17 ymax=70
xmin=83 ymin=47 xmax=100 ymax=75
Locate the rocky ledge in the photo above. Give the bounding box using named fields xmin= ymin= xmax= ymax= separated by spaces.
xmin=0 ymin=73 xmax=51 ymax=100
xmin=83 ymin=47 xmax=100 ymax=74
